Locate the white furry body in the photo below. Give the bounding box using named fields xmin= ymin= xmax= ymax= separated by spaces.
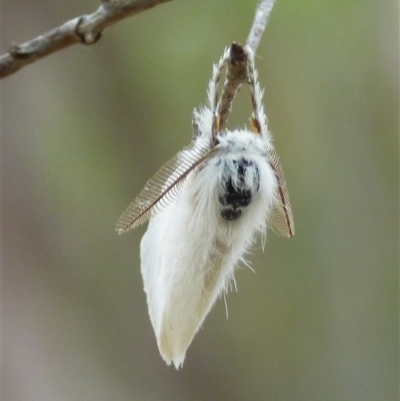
xmin=116 ymin=45 xmax=294 ymax=369
xmin=140 ymin=129 xmax=278 ymax=368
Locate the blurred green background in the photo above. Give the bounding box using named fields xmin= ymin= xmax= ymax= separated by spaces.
xmin=3 ymin=1 xmax=398 ymax=400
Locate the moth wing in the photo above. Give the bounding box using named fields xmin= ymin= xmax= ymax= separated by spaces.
xmin=266 ymin=146 xmax=295 ymax=238
xmin=116 ymin=138 xmax=214 ymax=234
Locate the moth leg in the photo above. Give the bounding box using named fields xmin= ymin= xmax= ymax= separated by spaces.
xmin=191 ymin=48 xmax=230 ymax=141
xmin=192 ymin=109 xmax=201 ymax=138
xmin=206 ymin=47 xmax=230 ymax=143
xmin=245 ymin=46 xmax=268 ymax=138
xmin=207 ymin=47 xmax=231 ymax=113
xmin=212 ymin=112 xmax=220 ymax=141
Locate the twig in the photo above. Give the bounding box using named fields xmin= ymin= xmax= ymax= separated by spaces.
xmin=217 ymin=0 xmax=276 ymax=128
xmin=0 ymin=0 xmax=172 ymax=79
xmin=246 ymin=0 xmax=276 ymax=53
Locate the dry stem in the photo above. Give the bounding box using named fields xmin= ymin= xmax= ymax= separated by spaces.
xmin=0 ymin=0 xmax=172 ymax=79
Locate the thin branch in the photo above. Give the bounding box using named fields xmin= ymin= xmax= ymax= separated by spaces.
xmin=217 ymin=0 xmax=276 ymax=128
xmin=246 ymin=0 xmax=276 ymax=53
xmin=0 ymin=0 xmax=172 ymax=79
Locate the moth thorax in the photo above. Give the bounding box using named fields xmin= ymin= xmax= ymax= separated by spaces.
xmin=218 ymin=157 xmax=260 ymax=221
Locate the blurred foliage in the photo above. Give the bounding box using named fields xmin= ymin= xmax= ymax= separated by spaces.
xmin=3 ymin=1 xmax=398 ymax=400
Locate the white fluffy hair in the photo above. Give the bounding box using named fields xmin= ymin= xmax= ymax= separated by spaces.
xmin=140 ymin=47 xmax=278 ymax=368
xmin=116 ymin=45 xmax=294 ymax=369
xmin=141 ymin=127 xmax=277 ymax=368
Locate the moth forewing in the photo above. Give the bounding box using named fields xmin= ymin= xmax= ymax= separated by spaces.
xmin=266 ymin=146 xmax=295 ymax=238
xmin=116 ymin=137 xmax=214 ymax=234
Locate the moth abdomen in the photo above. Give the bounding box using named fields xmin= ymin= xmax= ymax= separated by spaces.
xmin=218 ymin=158 xmax=260 ymax=221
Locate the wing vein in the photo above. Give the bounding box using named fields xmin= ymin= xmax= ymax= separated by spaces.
xmin=116 ymin=138 xmax=215 ymax=234
xmin=266 ymin=146 xmax=295 ymax=238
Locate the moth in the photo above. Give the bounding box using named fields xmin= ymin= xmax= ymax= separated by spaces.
xmin=116 ymin=44 xmax=294 ymax=369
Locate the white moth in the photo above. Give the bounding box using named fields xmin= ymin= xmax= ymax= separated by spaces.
xmin=116 ymin=45 xmax=294 ymax=369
